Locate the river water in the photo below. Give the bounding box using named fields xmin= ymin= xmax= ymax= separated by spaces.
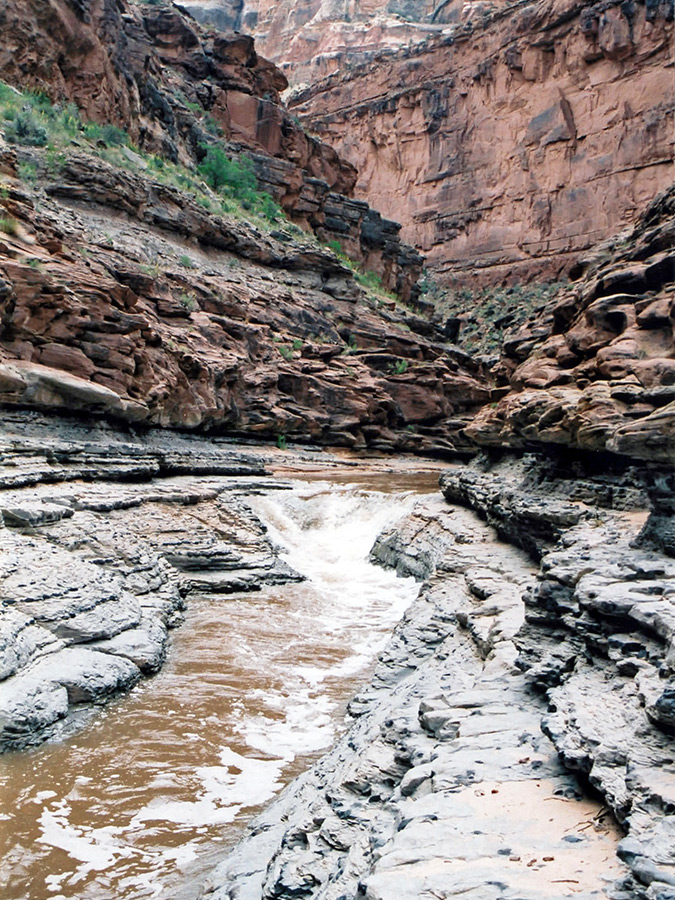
xmin=0 ymin=473 xmax=439 ymax=900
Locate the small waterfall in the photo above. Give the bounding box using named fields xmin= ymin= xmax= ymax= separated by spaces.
xmin=0 ymin=477 xmax=431 ymax=900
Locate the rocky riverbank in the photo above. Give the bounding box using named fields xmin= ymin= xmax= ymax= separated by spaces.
xmin=3 ymin=414 xmax=675 ymax=898
xmin=201 ymin=452 xmax=675 ymax=900
xmin=0 ymin=410 xmax=370 ymax=751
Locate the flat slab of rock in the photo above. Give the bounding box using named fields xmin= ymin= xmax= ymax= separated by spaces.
xmin=0 ymin=416 xmax=316 ymax=751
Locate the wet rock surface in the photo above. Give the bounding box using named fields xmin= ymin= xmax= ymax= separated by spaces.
xmin=0 ymin=410 xmax=312 ymax=751
xmin=200 ymin=450 xmax=675 ymax=900
xmin=202 ymin=491 xmax=626 ymax=899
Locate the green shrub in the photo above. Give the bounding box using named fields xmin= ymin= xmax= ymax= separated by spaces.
xmin=198 ymin=145 xmax=281 ymax=222
xmin=357 ymin=270 xmax=382 ymax=291
xmin=278 ymin=345 xmax=293 ymax=360
xmin=83 ymin=122 xmax=128 ymax=146
xmin=18 ymin=161 xmax=38 ymax=183
xmin=59 ymin=103 xmax=82 ymax=137
xmin=0 ymin=216 xmax=19 ymax=235
xmin=179 ymin=292 xmax=197 ymax=311
xmin=5 ymin=110 xmax=48 ymax=146
xmin=203 ymin=113 xmax=222 ymax=137
xmin=258 ymin=192 xmax=281 ymax=222
xmin=100 ymin=124 xmax=128 ymax=146
xmin=276 ymin=434 xmax=287 ymax=450
xmin=198 ymin=146 xmax=257 ymax=197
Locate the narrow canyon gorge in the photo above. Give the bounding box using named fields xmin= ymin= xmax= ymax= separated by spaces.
xmin=0 ymin=1 xmax=674 ymax=899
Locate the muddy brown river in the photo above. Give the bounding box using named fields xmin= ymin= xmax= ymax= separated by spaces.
xmin=0 ymin=473 xmax=441 ymax=900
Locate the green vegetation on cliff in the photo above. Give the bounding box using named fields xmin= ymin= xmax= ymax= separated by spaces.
xmin=421 ymin=275 xmax=567 ymax=356
xmin=0 ymin=82 xmax=284 ymax=229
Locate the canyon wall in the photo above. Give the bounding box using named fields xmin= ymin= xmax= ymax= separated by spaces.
xmin=0 ymin=134 xmax=487 ymax=453
xmin=287 ymin=0 xmax=674 ymax=284
xmin=468 ymin=183 xmax=675 ymax=467
xmin=180 ymin=0 xmax=456 ymax=83
xmin=0 ymin=0 xmax=421 ymax=295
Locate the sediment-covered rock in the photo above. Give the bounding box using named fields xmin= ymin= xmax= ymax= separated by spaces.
xmin=203 ymin=491 xmax=632 ymax=900
xmin=439 ymin=453 xmax=675 ymax=897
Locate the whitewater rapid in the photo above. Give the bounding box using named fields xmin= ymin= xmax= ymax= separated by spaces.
xmin=1 ymin=476 xmax=432 ymax=900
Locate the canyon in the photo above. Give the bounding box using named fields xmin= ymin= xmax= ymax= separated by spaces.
xmin=288 ymin=0 xmax=674 ymax=284
xmin=0 ymin=1 xmax=674 ymax=899
xmin=185 ymin=0 xmax=675 ymax=285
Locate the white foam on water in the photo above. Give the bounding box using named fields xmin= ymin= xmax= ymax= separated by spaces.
xmin=239 ymin=688 xmax=336 ymax=758
xmin=6 ymin=477 xmax=434 ymax=900
xmin=31 ymin=789 xmax=58 ymax=804
xmin=239 ymin=483 xmax=424 ymax=758
xmin=38 ymin=805 xmax=136 ymax=878
xmin=131 ymin=747 xmax=287 ymax=828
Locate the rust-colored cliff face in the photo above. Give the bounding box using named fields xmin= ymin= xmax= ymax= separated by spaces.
xmin=0 ymin=0 xmax=422 ymax=297
xmin=468 ymin=183 xmax=675 ymax=464
xmin=290 ymin=0 xmax=674 ymax=285
xmin=0 ymin=133 xmax=486 ymax=454
xmin=180 ymin=0 xmax=453 ymax=83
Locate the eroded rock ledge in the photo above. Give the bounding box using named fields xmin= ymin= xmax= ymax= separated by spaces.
xmin=0 ymin=410 xmax=317 ymax=750
xmin=0 ymin=0 xmax=421 ymax=294
xmin=0 ymin=139 xmax=483 ymax=454
xmin=202 ymin=452 xmax=675 ymax=900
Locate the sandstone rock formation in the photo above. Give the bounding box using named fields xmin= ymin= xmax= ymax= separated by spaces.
xmin=180 ymin=0 xmax=455 ymax=83
xmin=288 ymin=0 xmax=674 ymax=284
xmin=0 ymin=136 xmax=487 ymax=453
xmin=439 ymin=454 xmax=675 ymax=898
xmin=0 ymin=0 xmax=420 ymax=292
xmin=203 ymin=450 xmax=675 ymax=900
xmin=468 ymin=185 xmax=675 ymax=465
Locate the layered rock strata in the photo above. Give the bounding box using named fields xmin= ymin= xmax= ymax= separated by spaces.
xmin=0 ymin=141 xmax=485 ymax=453
xmin=440 ymin=454 xmax=675 ymax=898
xmin=180 ymin=0 xmax=458 ymax=83
xmin=0 ymin=409 xmax=308 ymax=750
xmin=203 ymin=483 xmax=630 ymax=900
xmin=290 ymin=0 xmax=674 ymax=284
xmin=0 ymin=0 xmax=347 ymax=186
xmin=469 ymin=185 xmax=675 ymax=465
xmin=203 ymin=451 xmax=675 ymax=899
xmin=0 ymin=0 xmax=419 ymax=290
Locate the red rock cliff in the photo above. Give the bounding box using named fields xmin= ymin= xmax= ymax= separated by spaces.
xmin=0 ymin=0 xmax=422 ymax=297
xmin=180 ymin=0 xmax=452 ymax=83
xmin=288 ymin=0 xmax=674 ymax=285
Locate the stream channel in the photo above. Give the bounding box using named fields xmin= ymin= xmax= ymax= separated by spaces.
xmin=0 ymin=471 xmax=442 ymax=900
